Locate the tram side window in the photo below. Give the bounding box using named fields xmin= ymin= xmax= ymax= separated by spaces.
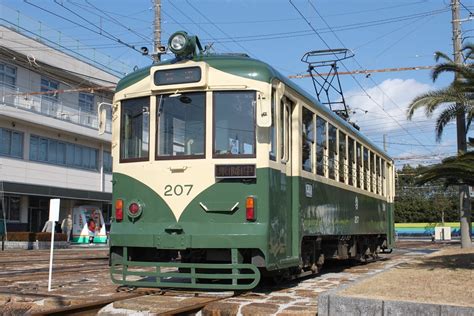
xmin=356 ymin=142 xmax=362 ymax=188
xmin=328 ymin=124 xmax=337 ymax=180
xmin=157 ymin=92 xmax=205 ymax=158
xmin=302 ymin=107 xmax=314 ymax=172
xmin=376 ymin=155 xmax=381 ymax=195
xmin=363 ymin=148 xmax=369 ymax=191
xmin=120 ymin=97 xmax=149 ymax=161
xmin=214 ymin=91 xmax=255 ymax=157
xmin=370 ymin=151 xmax=375 ymax=192
xmin=339 ymin=131 xmax=346 ymax=183
xmin=348 ymin=137 xmax=354 ymax=186
xmin=279 ymin=99 xmax=285 ymax=161
xmin=316 ymin=116 xmax=327 ymax=176
xmin=269 ymin=88 xmax=277 ymax=161
xmin=381 ymin=159 xmax=386 ymax=195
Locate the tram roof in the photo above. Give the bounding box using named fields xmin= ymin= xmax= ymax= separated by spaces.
xmin=116 ymin=54 xmax=391 ymax=160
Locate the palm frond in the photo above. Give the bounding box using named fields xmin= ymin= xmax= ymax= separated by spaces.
xmin=415 ymin=152 xmax=474 ymax=186
xmin=432 ymin=63 xmax=474 ymax=82
xmin=407 ymin=86 xmax=465 ymax=119
xmin=462 ymin=43 xmax=474 ymax=60
xmin=435 ymin=104 xmax=463 ymax=141
xmin=434 ymin=51 xmax=453 ymax=63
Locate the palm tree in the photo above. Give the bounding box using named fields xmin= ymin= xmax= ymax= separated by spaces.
xmin=407 ymin=44 xmax=473 ymax=248
xmin=407 ymin=47 xmax=474 ymax=141
xmin=415 ymin=151 xmax=474 ymax=187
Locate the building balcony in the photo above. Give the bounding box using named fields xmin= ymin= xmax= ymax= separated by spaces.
xmin=0 ymin=84 xmax=112 ymax=133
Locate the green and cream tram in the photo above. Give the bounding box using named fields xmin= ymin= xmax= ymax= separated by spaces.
xmin=104 ymin=31 xmax=395 ymax=290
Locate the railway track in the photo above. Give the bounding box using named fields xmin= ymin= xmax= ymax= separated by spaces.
xmin=0 ymin=256 xmax=108 ymax=265
xmin=1 ymin=241 xmax=449 ymax=315
xmin=31 ymin=288 xmax=237 ymax=316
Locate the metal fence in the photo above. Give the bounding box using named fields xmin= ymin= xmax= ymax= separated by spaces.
xmin=1 ymin=84 xmax=111 ymax=133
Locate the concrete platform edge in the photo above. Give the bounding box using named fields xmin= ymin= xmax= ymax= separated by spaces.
xmin=318 ymin=264 xmax=474 ymax=316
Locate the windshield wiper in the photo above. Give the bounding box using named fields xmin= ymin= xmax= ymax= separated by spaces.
xmin=157 ymin=95 xmax=164 ymax=117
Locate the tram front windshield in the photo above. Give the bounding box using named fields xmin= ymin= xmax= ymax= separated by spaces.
xmin=153 ymin=91 xmax=256 ymax=159
xmin=213 ymin=91 xmax=255 ymax=157
xmin=156 ymin=92 xmax=205 ymax=158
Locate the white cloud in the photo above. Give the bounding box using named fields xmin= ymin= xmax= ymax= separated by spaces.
xmin=345 ymin=78 xmax=434 ymax=134
xmin=344 ymin=78 xmax=459 ymax=164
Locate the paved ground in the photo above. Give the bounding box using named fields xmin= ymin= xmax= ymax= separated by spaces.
xmin=0 ymin=241 xmax=457 ymax=315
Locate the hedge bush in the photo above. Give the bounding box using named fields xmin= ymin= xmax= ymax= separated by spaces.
xmin=6 ymin=232 xmax=67 ymax=242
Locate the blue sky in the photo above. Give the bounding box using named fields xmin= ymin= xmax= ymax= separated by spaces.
xmin=2 ymin=0 xmax=472 ymax=166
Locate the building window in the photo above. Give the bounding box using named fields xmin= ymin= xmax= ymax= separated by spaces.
xmin=0 ymin=62 xmax=17 ymax=88
xmin=29 ymin=135 xmax=98 ymax=171
xmin=41 ymin=78 xmax=59 ymax=100
xmin=0 ymin=195 xmax=21 ymax=221
xmin=0 ymin=128 xmax=23 ymax=158
xmin=79 ymin=93 xmax=94 ymax=125
xmin=103 ymin=151 xmax=112 ymax=173
xmin=79 ymin=93 xmax=94 ymax=112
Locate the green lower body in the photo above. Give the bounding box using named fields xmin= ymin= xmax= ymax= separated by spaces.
xmin=110 ymin=169 xmax=394 ymax=289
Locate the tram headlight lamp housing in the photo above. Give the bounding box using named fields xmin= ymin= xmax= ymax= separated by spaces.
xmin=170 ymin=33 xmax=187 ymax=51
xmin=168 ymin=31 xmax=202 ymax=58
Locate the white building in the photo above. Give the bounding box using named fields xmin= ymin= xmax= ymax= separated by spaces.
xmin=0 ymin=24 xmax=119 ymax=232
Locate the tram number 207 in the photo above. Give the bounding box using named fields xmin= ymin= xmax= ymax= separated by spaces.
xmin=164 ymin=184 xmax=193 ymax=196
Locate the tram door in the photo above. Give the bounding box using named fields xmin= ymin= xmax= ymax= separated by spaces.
xmin=281 ymin=98 xmax=294 ymax=259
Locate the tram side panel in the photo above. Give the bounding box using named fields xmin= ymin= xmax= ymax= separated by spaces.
xmin=299 ymin=178 xmax=392 ymax=255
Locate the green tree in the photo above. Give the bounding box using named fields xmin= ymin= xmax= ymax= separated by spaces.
xmin=395 ymin=165 xmax=458 ymax=223
xmin=407 ymin=45 xmax=473 ymax=248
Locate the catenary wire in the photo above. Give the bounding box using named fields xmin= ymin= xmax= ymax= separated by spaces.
xmin=302 ymin=0 xmax=439 ymax=155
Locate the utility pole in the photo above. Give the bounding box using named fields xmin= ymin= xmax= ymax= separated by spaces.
xmin=153 ymin=0 xmax=162 ymax=62
xmin=451 ymin=0 xmax=472 ymax=248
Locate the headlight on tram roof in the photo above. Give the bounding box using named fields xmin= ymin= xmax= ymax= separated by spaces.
xmin=168 ymin=31 xmax=202 ymax=58
xmin=170 ymin=33 xmax=187 ymax=51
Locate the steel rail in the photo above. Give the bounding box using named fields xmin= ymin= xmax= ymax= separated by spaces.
xmin=30 ymin=293 xmax=144 ymax=316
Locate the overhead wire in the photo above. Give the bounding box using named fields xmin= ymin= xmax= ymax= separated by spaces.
xmin=200 ymin=8 xmax=449 ymax=43
xmin=288 ymin=1 xmax=440 ymax=159
xmin=184 ymin=0 xmax=255 ymax=58
xmin=23 ymin=0 xmax=151 ymax=58
xmin=300 ymin=0 xmax=439 ymax=156
xmin=166 ymin=1 xmax=234 ymax=53
xmin=53 ymin=0 xmax=151 ymax=57
xmin=66 ymin=0 xmax=153 ymax=43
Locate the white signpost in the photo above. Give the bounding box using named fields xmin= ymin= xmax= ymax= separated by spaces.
xmin=48 ymin=199 xmax=60 ymax=291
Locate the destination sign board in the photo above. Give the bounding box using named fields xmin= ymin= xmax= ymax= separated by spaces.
xmin=215 ymin=164 xmax=256 ymax=179
xmin=154 ymin=67 xmax=201 ymax=86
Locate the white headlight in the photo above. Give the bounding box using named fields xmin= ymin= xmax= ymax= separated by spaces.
xmin=170 ymin=34 xmax=187 ymax=51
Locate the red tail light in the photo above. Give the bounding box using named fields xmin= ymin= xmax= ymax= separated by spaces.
xmin=246 ymin=196 xmax=256 ymax=221
xmin=129 ymin=202 xmax=140 ymax=214
xmin=115 ymin=199 xmax=123 ymax=222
